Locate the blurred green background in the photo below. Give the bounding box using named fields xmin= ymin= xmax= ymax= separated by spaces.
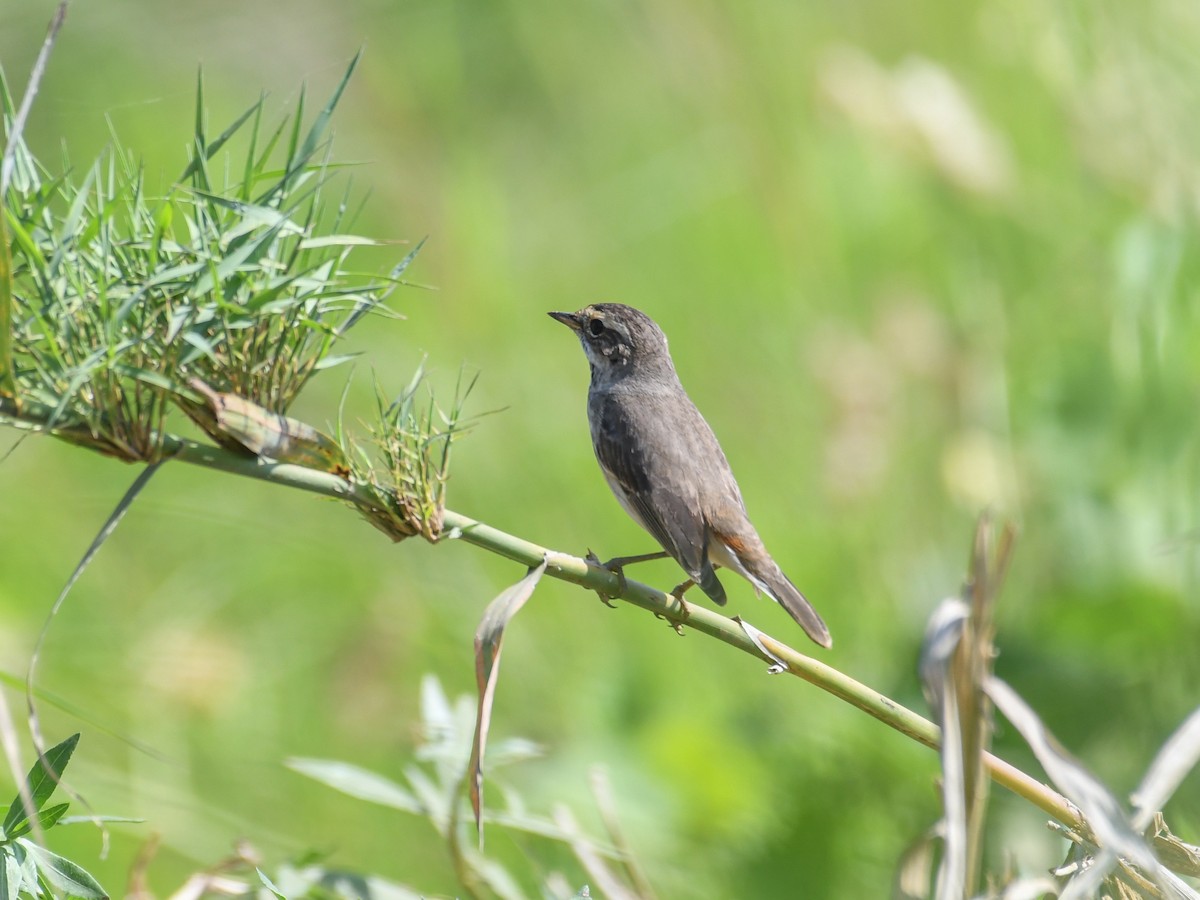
xmin=3 ymin=0 xmax=1200 ymax=896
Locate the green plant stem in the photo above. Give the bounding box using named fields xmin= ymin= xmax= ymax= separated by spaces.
xmin=434 ymin=510 xmax=1084 ymax=831
xmin=0 ymin=211 xmax=15 ymax=400
xmin=0 ymin=405 xmax=1084 ymax=832
xmin=171 ymin=444 xmax=1088 ymax=834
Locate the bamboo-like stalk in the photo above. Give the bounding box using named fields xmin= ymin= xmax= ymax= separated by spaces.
xmin=0 ymin=400 xmax=1084 ymax=829
xmin=432 ymin=509 xmax=1085 ymax=834
xmin=22 ymin=403 xmax=1200 ymax=879
xmin=71 ymin=420 xmax=1083 ymax=835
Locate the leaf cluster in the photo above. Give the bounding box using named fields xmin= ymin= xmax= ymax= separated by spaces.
xmin=904 ymin=519 xmax=1200 ymax=899
xmin=0 ymin=734 xmax=107 ymax=900
xmin=0 ymin=53 xmax=413 ymax=462
xmin=290 ymin=675 xmax=654 ymax=900
xmin=1 ymin=50 xmax=471 ymax=539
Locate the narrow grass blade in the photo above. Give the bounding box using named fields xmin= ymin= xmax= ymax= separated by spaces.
xmin=188 ymin=218 xmax=286 ymax=298
xmin=47 ymin=164 xmax=96 ymax=280
xmin=954 ymin=516 xmax=1011 ymax=892
xmin=0 ymin=206 xmax=14 ymax=399
xmin=0 ymin=2 xmax=67 ymax=196
xmin=918 ymin=600 xmax=969 ymax=720
xmin=188 ymin=70 xmax=211 ymax=192
xmin=26 ymin=464 xmax=162 ymax=762
xmin=285 ymin=758 xmax=422 ymax=814
xmin=918 ymin=599 xmax=970 ymax=900
xmin=256 ymin=868 xmax=285 ymax=900
xmin=1131 ymin=704 xmax=1200 ymax=831
xmin=177 ymin=95 xmax=265 ymax=184
xmin=0 ymin=690 xmax=27 ymax=859
xmin=290 ymin=50 xmax=361 ymax=178
xmin=553 ymin=804 xmax=640 ymax=900
xmin=467 ymin=558 xmax=547 ymax=846
xmin=0 ymin=0 xmax=68 ymax=400
xmin=589 ymin=768 xmax=658 ymax=900
xmin=986 ymin=677 xmax=1163 ymax=887
xmin=339 ymin=235 xmax=426 ymax=335
xmin=57 ymin=816 xmax=144 ymax=826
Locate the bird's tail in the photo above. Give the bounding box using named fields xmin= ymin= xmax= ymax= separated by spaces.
xmin=696 ymin=560 xmax=727 ymax=606
xmin=748 ymin=559 xmax=832 ymax=649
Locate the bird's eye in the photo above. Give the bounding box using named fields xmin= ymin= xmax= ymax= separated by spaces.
xmin=587 ymin=318 xmax=605 ymax=337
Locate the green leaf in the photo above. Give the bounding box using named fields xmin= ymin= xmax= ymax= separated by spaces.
xmin=240 ymin=94 xmax=266 ymax=202
xmin=189 ymin=70 xmax=211 ymax=191
xmin=57 ymin=816 xmax=144 ymax=826
xmin=14 ymin=843 xmax=35 ymax=899
xmin=289 ymin=51 xmax=361 ymax=181
xmin=2 ymin=209 xmax=48 ymax=273
xmin=0 ymin=200 xmax=15 ymax=400
xmin=2 ymin=734 xmax=78 ymax=838
xmin=285 ymin=84 xmax=306 ymax=174
xmin=47 ymin=165 xmax=97 ymax=280
xmin=469 ymin=559 xmax=548 ymax=846
xmin=312 ymin=353 xmax=360 ymax=371
xmin=0 ymin=845 xmax=25 ymax=900
xmin=18 ymin=840 xmax=107 ymax=899
xmin=35 ymin=803 xmax=69 ymax=832
xmin=297 ymin=234 xmax=379 ymax=249
xmin=285 ymin=758 xmax=422 ymax=814
xmin=178 ymin=94 xmax=265 ymax=184
xmin=149 ymin=200 xmax=173 ymax=268
xmin=110 ymin=364 xmax=181 ymax=393
xmin=5 ymin=802 xmax=70 ymax=841
xmin=189 ymin=219 xmax=286 ymax=298
xmin=256 ymin=868 xmax=286 ymax=900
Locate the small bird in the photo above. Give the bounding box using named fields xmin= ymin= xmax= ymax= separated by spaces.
xmin=549 ymin=303 xmax=831 ymax=648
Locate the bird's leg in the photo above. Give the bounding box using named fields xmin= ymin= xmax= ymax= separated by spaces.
xmin=601 ymin=551 xmax=670 ymax=570
xmin=662 ymin=578 xmax=694 ymax=633
xmin=670 ymin=577 xmax=696 ymax=598
xmin=586 ymin=549 xmax=666 ymax=606
xmin=593 ymin=550 xmax=669 ymax=600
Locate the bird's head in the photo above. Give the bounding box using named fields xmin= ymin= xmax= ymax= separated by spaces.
xmin=548 ymin=303 xmax=673 ymax=384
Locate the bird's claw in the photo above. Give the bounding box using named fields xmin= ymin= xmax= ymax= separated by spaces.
xmin=652 ymin=609 xmax=686 ymax=635
xmin=667 ymin=615 xmax=685 ymax=636
xmin=585 ymin=549 xmax=624 ymax=607
xmin=650 ymin=587 xmax=690 ymax=635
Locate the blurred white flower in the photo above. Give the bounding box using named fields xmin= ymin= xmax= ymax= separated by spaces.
xmin=818 ymin=45 xmax=1015 ymax=197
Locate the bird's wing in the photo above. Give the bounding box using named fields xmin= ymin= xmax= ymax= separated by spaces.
xmin=592 ymin=401 xmax=724 ymax=602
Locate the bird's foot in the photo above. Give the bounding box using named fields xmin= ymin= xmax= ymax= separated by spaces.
xmin=585 ymin=549 xmax=622 ymax=607
xmin=658 ymin=579 xmax=693 ymax=634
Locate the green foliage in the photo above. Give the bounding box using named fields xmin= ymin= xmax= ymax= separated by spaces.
xmin=0 ymin=734 xmax=107 ymax=900
xmin=289 ymin=675 xmax=642 ymax=899
xmin=351 ymin=361 xmax=478 ymax=541
xmin=2 ymin=51 xmax=470 ymax=539
xmin=3 ymin=1 xmax=1200 ymax=898
xmin=0 ymin=54 xmax=410 ymax=461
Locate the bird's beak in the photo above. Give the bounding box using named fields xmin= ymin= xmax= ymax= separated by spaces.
xmin=548 ymin=310 xmax=584 ymax=331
